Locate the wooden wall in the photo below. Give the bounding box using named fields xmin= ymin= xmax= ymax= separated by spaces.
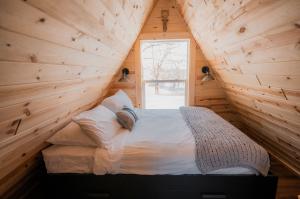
xmin=177 ymin=0 xmax=300 ymax=175
xmin=0 ymin=0 xmax=154 ymax=196
xmin=106 ymin=0 xmax=240 ymax=126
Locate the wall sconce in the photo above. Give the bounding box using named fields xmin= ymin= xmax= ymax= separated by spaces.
xmin=119 ymin=68 xmax=129 ymax=82
xmin=201 ymin=66 xmax=214 ymax=82
xmin=161 ymin=10 xmax=169 ymax=32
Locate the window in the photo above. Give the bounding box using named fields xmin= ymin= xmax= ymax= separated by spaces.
xmin=141 ymin=40 xmax=189 ymax=109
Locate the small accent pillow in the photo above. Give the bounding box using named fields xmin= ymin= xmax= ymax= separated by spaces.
xmin=72 ymin=105 xmax=121 ymax=148
xmin=101 ymin=90 xmax=134 ymax=113
xmin=47 ymin=122 xmax=97 ymax=147
xmin=116 ymin=107 xmax=138 ymax=131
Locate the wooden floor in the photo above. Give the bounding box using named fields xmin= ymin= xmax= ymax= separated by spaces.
xmin=269 ymin=156 xmax=300 ymax=199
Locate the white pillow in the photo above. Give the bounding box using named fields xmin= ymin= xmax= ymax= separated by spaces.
xmin=47 ymin=122 xmax=97 ymax=147
xmin=101 ymin=90 xmax=134 ymax=113
xmin=72 ymin=105 xmax=121 ymax=148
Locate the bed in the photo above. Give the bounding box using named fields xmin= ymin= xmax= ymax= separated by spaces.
xmin=42 ymin=108 xmax=277 ymax=199
xmin=44 ymin=109 xmax=260 ymax=175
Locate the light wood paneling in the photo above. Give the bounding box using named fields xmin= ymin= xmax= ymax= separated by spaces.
xmin=0 ymin=0 xmax=154 ymax=196
xmin=177 ymin=0 xmax=300 ymax=175
xmin=2 ymin=0 xmax=299 ymax=197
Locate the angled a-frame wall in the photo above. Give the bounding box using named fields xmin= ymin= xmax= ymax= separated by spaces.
xmin=177 ymin=0 xmax=300 ymax=175
xmin=0 ymin=0 xmax=154 ymax=197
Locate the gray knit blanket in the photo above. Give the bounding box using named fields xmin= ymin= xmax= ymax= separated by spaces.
xmin=179 ymin=106 xmax=270 ymax=176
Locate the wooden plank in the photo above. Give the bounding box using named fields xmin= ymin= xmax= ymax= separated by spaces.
xmin=243 ymin=121 xmax=300 ymax=175
xmin=0 ymin=28 xmax=118 ymax=67
xmin=0 ymin=154 xmax=41 ymax=196
xmin=188 ymin=39 xmax=196 ymax=105
xmin=139 ymin=32 xmax=192 ymax=39
xmin=258 ymin=74 xmax=300 ymax=90
xmin=0 ymin=77 xmax=107 ymax=108
xmin=217 ymin=16 xmax=300 ymax=53
xmin=212 ymin=0 xmax=299 ymax=47
xmin=243 ymin=114 xmax=300 ymax=156
xmin=195 ymin=80 xmax=222 ymax=90
xmin=134 ymin=40 xmax=142 ymax=108
xmin=224 ymin=85 xmax=300 ymax=124
xmin=0 ymin=61 xmax=112 ymax=86
xmin=0 ymin=86 xmax=93 ymax=129
xmin=239 ymin=61 xmax=300 ymax=75
xmin=0 ymin=98 xmax=98 ymax=180
xmin=226 ymin=90 xmax=300 ymax=128
xmin=195 ymin=98 xmax=229 ymax=106
xmin=217 ymin=70 xmax=261 ymax=88
xmin=0 ymin=0 xmax=120 ymax=58
xmin=25 ymin=0 xmax=124 ymax=51
xmin=223 ymin=83 xmax=298 ymax=106
xmin=0 ymin=86 xmax=102 ymax=145
xmin=227 ymin=42 xmax=300 ymax=65
xmin=74 ymin=0 xmax=136 ymax=48
xmin=195 ymin=88 xmax=226 ymax=99
xmin=142 ymin=23 xmax=188 ymax=33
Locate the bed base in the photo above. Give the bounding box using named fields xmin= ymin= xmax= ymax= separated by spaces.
xmin=44 ymin=174 xmax=277 ymax=199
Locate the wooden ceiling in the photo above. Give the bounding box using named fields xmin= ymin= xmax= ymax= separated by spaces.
xmin=177 ymin=0 xmax=300 ymax=174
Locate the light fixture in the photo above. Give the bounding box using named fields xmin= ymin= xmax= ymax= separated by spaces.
xmin=119 ymin=68 xmax=129 ymax=82
xmin=201 ymin=66 xmax=214 ymax=82
xmin=161 ymin=10 xmax=169 ymax=32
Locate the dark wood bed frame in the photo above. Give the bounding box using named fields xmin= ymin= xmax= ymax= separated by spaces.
xmin=44 ymin=173 xmax=278 ymax=199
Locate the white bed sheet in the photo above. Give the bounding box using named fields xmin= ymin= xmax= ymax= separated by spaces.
xmin=43 ymin=145 xmax=96 ymax=173
xmin=43 ymin=109 xmax=259 ymax=175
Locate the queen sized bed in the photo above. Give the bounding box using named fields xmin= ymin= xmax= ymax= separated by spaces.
xmin=43 ymin=109 xmax=259 ymax=175
xmin=42 ymin=91 xmax=277 ymax=199
xmin=43 ymin=108 xmax=277 ymax=199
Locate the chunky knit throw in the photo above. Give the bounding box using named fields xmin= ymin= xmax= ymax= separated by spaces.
xmin=180 ymin=106 xmax=270 ymax=176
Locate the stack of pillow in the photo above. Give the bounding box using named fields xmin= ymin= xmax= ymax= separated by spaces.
xmin=47 ymin=90 xmax=138 ymax=149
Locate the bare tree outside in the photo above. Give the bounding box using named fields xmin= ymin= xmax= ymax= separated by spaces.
xmin=142 ymin=42 xmax=178 ymax=94
xmin=141 ymin=40 xmax=188 ymax=109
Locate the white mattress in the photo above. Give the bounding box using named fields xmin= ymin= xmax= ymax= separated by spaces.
xmin=43 ymin=109 xmax=259 ymax=175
